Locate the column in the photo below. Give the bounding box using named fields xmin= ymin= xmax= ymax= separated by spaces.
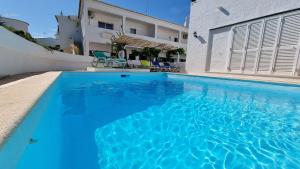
xmin=179 ymin=31 xmax=182 ymax=43
xmin=122 ymin=16 xmax=126 ymax=33
xmin=155 ymin=24 xmax=158 ymax=39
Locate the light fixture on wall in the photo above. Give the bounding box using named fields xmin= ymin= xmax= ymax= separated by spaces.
xmin=193 ymin=31 xmax=206 ymax=44
xmin=193 ymin=31 xmax=198 ymax=38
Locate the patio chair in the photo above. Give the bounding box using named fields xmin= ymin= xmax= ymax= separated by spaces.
xmin=128 ymin=60 xmax=141 ymax=68
xmin=113 ymin=58 xmax=127 ymax=68
xmin=140 ymin=60 xmax=150 ymax=68
xmin=91 ymin=51 xmax=112 ymax=67
xmin=163 ymin=62 xmax=179 ymax=72
xmin=151 ymin=61 xmax=166 ymax=72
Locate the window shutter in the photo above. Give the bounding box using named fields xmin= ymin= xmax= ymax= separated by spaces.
xmin=257 ymin=18 xmax=280 ymax=72
xmin=274 ymin=13 xmax=300 ymax=74
xmin=244 ymin=22 xmax=263 ymax=72
xmin=229 ymin=25 xmax=247 ymax=71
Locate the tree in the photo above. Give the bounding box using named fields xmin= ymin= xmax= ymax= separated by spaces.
xmin=141 ymin=47 xmax=161 ymax=62
xmin=166 ymin=48 xmax=185 ymax=62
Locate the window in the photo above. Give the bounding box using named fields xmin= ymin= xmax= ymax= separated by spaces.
xmin=174 ymin=37 xmax=179 ymax=42
xmin=182 ymin=34 xmax=188 ymax=39
xmin=106 ymin=23 xmax=113 ymax=30
xmin=130 ymin=28 xmax=137 ymax=34
xmin=98 ymin=22 xmax=114 ymax=30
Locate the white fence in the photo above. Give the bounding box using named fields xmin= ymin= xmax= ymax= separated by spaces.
xmin=0 ymin=27 xmax=92 ymax=77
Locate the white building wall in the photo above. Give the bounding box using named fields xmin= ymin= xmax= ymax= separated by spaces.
xmin=90 ymin=12 xmax=123 ymax=32
xmin=157 ymin=26 xmax=179 ymax=42
xmin=79 ymin=0 xmax=188 ymax=56
xmin=89 ymin=42 xmax=111 ymax=52
xmin=186 ymin=0 xmax=300 ymax=75
xmin=0 ymin=27 xmax=92 ymax=77
xmin=56 ymin=15 xmax=82 ymax=50
xmin=126 ymin=19 xmax=155 ymax=37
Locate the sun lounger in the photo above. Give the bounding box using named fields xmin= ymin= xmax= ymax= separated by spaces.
xmin=151 ymin=61 xmax=166 ymax=72
xmin=163 ymin=62 xmax=179 ymax=72
xmin=91 ymin=51 xmax=112 ymax=67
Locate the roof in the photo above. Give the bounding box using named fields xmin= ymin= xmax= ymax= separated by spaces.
xmin=114 ymin=34 xmax=179 ymax=51
xmin=0 ymin=16 xmax=29 ymax=26
xmin=78 ymin=0 xmax=188 ymax=29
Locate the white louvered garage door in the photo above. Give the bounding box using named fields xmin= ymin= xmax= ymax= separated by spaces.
xmin=226 ymin=10 xmax=300 ymax=76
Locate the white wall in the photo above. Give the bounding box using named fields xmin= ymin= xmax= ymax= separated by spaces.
xmin=157 ymin=26 xmax=179 ymax=42
xmin=56 ymin=15 xmax=82 ymax=50
xmin=186 ymin=0 xmax=300 ymax=75
xmin=126 ymin=18 xmax=155 ymax=37
xmin=0 ymin=27 xmax=92 ymax=77
xmin=89 ymin=42 xmax=111 ymax=52
xmin=90 ymin=11 xmax=123 ymax=32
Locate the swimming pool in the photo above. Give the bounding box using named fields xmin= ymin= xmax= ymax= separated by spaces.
xmin=1 ymin=72 xmax=300 ymax=169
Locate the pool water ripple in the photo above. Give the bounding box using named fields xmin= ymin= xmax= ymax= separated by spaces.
xmin=12 ymin=73 xmax=300 ymax=169
xmin=95 ymin=89 xmax=300 ymax=169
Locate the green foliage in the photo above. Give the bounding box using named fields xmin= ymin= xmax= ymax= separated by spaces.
xmin=1 ymin=25 xmax=36 ymax=43
xmin=14 ymin=30 xmax=36 ymax=43
xmin=141 ymin=47 xmax=161 ymax=61
xmin=1 ymin=25 xmax=63 ymax=52
xmin=166 ymin=48 xmax=186 ymax=61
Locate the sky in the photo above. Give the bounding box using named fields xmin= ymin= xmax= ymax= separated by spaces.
xmin=0 ymin=0 xmax=190 ymax=38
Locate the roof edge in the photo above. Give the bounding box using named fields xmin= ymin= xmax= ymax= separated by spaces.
xmin=81 ymin=0 xmax=188 ymax=29
xmin=0 ymin=16 xmax=29 ymax=26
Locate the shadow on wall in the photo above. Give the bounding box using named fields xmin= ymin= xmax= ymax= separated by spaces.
xmin=218 ymin=6 xmax=230 ymax=16
xmin=196 ymin=36 xmax=206 ymax=44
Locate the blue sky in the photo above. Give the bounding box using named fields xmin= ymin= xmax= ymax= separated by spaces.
xmin=0 ymin=0 xmax=190 ymax=38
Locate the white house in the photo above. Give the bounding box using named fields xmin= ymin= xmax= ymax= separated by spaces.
xmin=56 ymin=0 xmax=188 ymax=60
xmin=186 ymin=0 xmax=300 ymax=76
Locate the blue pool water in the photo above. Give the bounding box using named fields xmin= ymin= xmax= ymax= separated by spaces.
xmin=6 ymin=72 xmax=300 ymax=168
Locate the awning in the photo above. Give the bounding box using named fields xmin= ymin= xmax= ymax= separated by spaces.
xmin=113 ymin=35 xmax=179 ymax=51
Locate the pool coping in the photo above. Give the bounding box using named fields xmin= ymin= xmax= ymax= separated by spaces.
xmin=0 ymin=71 xmax=62 ymax=147
xmin=169 ymin=72 xmax=300 ymax=87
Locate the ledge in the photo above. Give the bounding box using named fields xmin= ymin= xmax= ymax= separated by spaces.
xmin=0 ymin=72 xmax=61 ymax=147
xmin=171 ymin=72 xmax=300 ymax=86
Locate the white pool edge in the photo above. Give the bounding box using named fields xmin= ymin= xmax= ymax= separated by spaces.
xmin=0 ymin=71 xmax=62 ymax=147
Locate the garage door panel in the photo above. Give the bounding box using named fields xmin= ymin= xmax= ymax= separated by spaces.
xmin=230 ymin=51 xmax=243 ymax=70
xmin=244 ymin=50 xmax=257 ymax=71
